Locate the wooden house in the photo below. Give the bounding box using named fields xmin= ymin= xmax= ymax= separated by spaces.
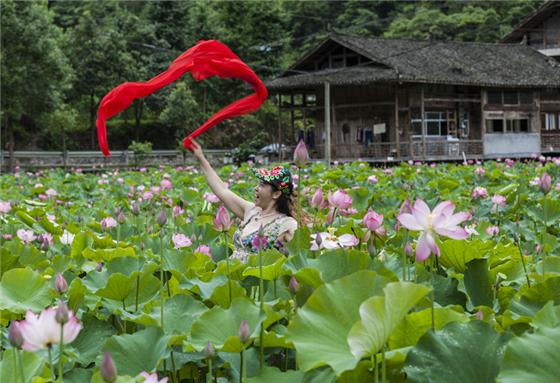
xmin=266 ymin=33 xmax=560 ymax=162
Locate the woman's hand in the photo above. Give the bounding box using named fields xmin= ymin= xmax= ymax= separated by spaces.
xmin=190 ymin=139 xmax=205 ymax=161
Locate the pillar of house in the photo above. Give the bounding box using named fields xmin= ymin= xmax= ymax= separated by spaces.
xmin=324 ymin=81 xmax=331 ymax=167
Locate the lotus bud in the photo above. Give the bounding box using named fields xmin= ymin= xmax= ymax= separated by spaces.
xmin=294 ymin=139 xmax=309 ymax=167
xmin=156 ymin=209 xmax=167 ymax=226
xmin=310 ymin=188 xmax=325 ymax=209
xmin=55 ymin=300 xmax=69 ymax=324
xmin=404 ymin=242 xmax=413 ymax=256
xmin=203 ymin=341 xmax=216 ymax=358
xmin=213 ymin=205 xmax=232 ymax=232
xmin=362 ymin=209 xmax=383 ymax=232
xmin=101 ymin=352 xmax=118 ymax=383
xmin=315 ymin=232 xmax=322 ymax=248
xmin=8 ymin=321 xmax=24 ymax=349
xmin=538 ymin=172 xmax=552 ymax=194
xmin=116 ymin=211 xmax=126 ymax=224
xmin=238 ymin=320 xmax=251 ymax=344
xmin=258 ymin=224 xmax=265 ymax=238
xmin=54 ymin=273 xmax=68 ymax=294
xmin=289 ymin=276 xmax=300 ymax=294
xmin=131 ymin=202 xmax=140 ymax=216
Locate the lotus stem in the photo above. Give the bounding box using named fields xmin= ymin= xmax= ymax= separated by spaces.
xmin=18 ymin=350 xmax=25 ymax=383
xmin=240 ymin=351 xmax=244 ymax=383
xmin=224 ymin=233 xmax=232 ymax=306
xmin=515 ymin=236 xmax=531 ymax=288
xmin=207 ymin=357 xmax=213 ymax=383
xmin=430 ymin=258 xmax=435 ymax=331
xmin=58 ymin=325 xmax=64 ymax=382
xmin=170 ymin=350 xmax=177 ymax=383
xmin=373 ymin=354 xmax=378 ymax=383
xmin=135 ymin=274 xmax=140 ymax=312
xmin=259 ymin=246 xmax=264 ymax=370
xmin=382 ymin=346 xmax=386 ymax=383
xmin=12 ymin=349 xmax=18 ymax=383
xmin=402 ymin=232 xmax=408 ymax=281
xmin=159 ymin=229 xmax=165 ymax=330
xmin=48 ymin=345 xmax=55 ymax=382
xmin=297 ymin=167 xmax=302 ymax=226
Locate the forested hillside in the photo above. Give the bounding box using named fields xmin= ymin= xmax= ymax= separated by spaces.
xmin=0 ymin=0 xmax=543 ymax=151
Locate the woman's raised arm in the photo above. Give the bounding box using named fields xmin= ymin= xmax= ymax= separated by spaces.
xmin=190 ymin=140 xmax=252 ymax=219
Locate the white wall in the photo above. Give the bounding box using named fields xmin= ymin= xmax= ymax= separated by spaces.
xmin=484 ymin=133 xmax=540 ymax=157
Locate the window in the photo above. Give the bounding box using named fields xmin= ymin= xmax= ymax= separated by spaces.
xmin=411 ymin=112 xmax=450 ymax=136
xmin=486 ymin=117 xmax=531 ymax=133
xmin=487 ymin=91 xmax=502 ymax=104
xmin=503 ymin=91 xmax=519 ymax=105
xmin=544 ymin=113 xmax=559 ymax=130
xmin=486 ymin=119 xmax=504 ymax=133
xmin=305 ymin=94 xmax=317 ymax=106
xmin=486 ymin=90 xmax=534 ymax=106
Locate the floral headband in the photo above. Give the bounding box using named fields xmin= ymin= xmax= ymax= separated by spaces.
xmin=253 ymin=166 xmax=293 ymax=197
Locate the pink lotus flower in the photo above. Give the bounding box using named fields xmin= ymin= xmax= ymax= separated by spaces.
xmin=471 ymin=186 xmax=488 ymax=199
xmin=310 ymin=232 xmax=359 ymax=250
xmin=327 ymin=190 xmax=352 ymax=209
xmin=491 ymin=195 xmax=506 ymax=212
xmin=310 ymin=188 xmax=327 ymax=209
xmin=474 ymin=167 xmax=485 ymax=176
xmin=367 ymin=175 xmax=378 ymax=184
xmin=505 ymin=158 xmax=514 ymax=167
xmin=172 ymin=205 xmax=184 ymax=217
xmin=100 ymin=217 xmax=118 ymax=230
xmin=397 ymin=199 xmax=469 ymax=261
xmin=0 ymin=201 xmax=11 ymax=213
xmin=339 ymin=207 xmax=358 ymax=217
xmin=17 ymin=229 xmax=37 ymax=244
xmin=45 ymin=188 xmax=58 ymax=197
xmin=3 ymin=234 xmax=13 ymax=241
xmin=138 ymin=371 xmax=168 ymax=383
xmin=362 ymin=209 xmax=383 ymax=232
xmin=17 ymin=307 xmax=81 ymax=351
xmin=485 ymin=226 xmax=500 ymax=236
xmin=172 ymin=234 xmax=192 ymax=249
xmin=142 ymin=191 xmax=154 ymax=200
xmin=38 ymin=194 xmax=48 ymax=201
xmin=195 ymin=245 xmax=212 ymax=258
xmin=38 ymin=233 xmax=54 ymax=249
xmin=213 ymin=205 xmax=232 ymax=232
xmin=294 ymin=139 xmax=309 ymax=166
xmin=203 ymin=192 xmax=220 ymax=204
xmin=160 ymin=179 xmax=172 ymax=190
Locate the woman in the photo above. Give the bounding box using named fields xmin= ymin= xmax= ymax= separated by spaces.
xmin=191 ymin=140 xmax=298 ymax=262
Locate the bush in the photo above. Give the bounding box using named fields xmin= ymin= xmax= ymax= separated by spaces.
xmin=128 ymin=140 xmax=153 ymax=167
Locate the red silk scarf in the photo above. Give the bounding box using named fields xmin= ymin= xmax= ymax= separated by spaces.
xmin=96 ymin=40 xmax=268 ymax=156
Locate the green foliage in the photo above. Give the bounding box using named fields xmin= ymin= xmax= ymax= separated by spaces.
xmin=1 ymin=0 xmax=542 ymax=150
xmin=405 ymin=321 xmax=512 ymax=383
xmin=127 ymin=140 xmax=152 ymax=166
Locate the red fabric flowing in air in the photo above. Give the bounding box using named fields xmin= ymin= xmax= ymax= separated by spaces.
xmin=96 ymin=40 xmax=268 ymax=156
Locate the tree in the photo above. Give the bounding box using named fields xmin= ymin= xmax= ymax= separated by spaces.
xmin=65 ymin=1 xmax=134 ymax=149
xmin=160 ymin=80 xmax=202 ymax=148
xmin=0 ymin=0 xmax=71 ymax=166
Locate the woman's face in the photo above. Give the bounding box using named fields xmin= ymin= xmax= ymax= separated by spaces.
xmin=254 ymin=182 xmax=279 ymax=209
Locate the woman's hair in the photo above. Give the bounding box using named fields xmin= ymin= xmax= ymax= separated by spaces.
xmin=270 ymin=183 xmax=312 ymax=226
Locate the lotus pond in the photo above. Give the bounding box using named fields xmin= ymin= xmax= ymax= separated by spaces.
xmin=1 ymin=158 xmax=559 ymax=383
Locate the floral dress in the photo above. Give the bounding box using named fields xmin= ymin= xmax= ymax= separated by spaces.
xmin=232 ymin=206 xmax=297 ymax=262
